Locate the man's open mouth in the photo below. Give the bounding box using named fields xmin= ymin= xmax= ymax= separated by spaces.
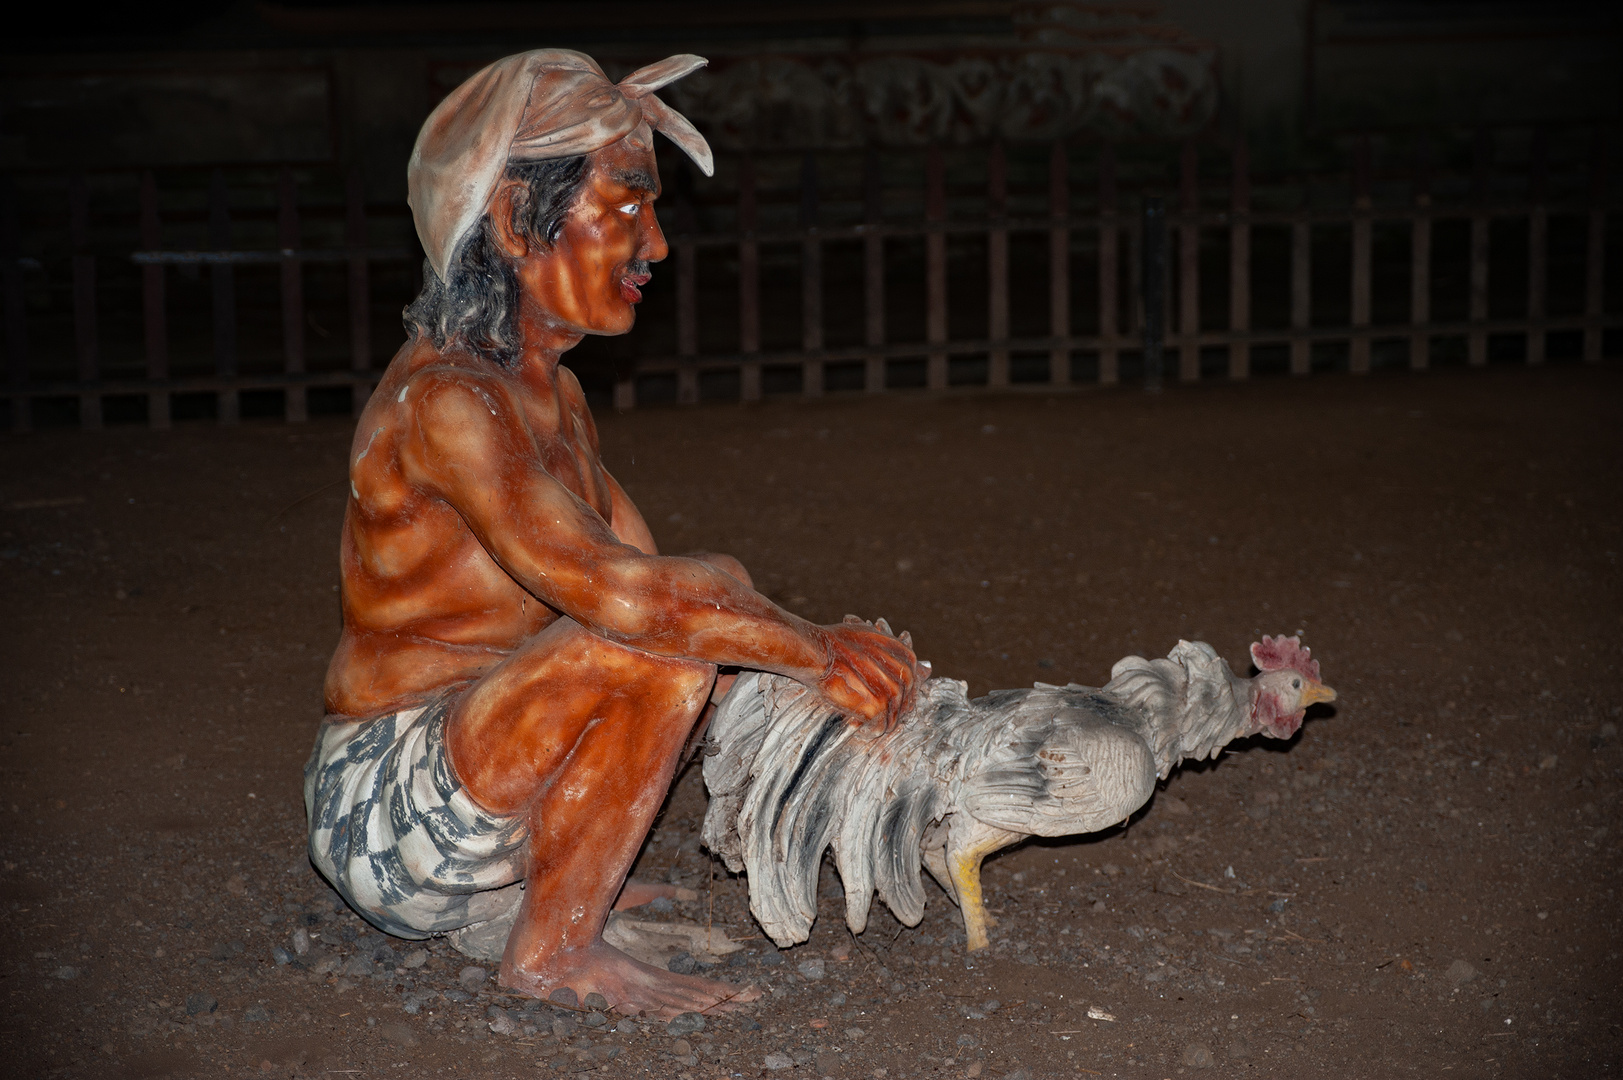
xmin=620 ymin=272 xmax=651 ymax=304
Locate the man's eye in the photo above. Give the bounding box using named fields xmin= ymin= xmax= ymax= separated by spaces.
xmin=618 ymin=203 xmax=639 ymax=216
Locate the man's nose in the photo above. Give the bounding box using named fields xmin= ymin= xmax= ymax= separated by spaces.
xmin=639 ymin=208 xmax=669 ymax=264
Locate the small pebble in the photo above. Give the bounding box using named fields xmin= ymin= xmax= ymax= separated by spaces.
xmin=457 ymin=965 xmax=488 ymax=991
xmin=763 ymin=1051 xmax=793 ymax=1070
xmin=244 ymin=1005 xmax=271 ymax=1023
xmin=649 ymin=896 xmax=675 ymax=913
xmin=672 ymin=1038 xmax=692 ymax=1056
xmin=380 ymin=1021 xmax=417 ymax=1047
xmin=291 ymin=928 xmax=311 ymax=956
xmin=798 ymin=958 xmax=825 ymax=981
xmin=52 ymin=966 xmax=78 ymax=980
xmin=582 ymin=1012 xmax=607 ymax=1028
xmin=271 ymin=946 xmax=291 ymax=965
xmin=549 ymin=986 xmax=579 ymax=1008
xmin=185 ymin=993 xmax=218 ymax=1016
xmin=667 ymin=1011 xmax=706 ymax=1036
xmin=1182 ymin=1043 xmax=1215 ymax=1068
xmin=667 ymin=951 xmax=701 ymax=975
xmin=582 ymin=992 xmax=608 ymax=1010
xmin=401 ymin=948 xmax=427 ymax=969
xmin=1447 ymin=959 xmax=1479 ymax=986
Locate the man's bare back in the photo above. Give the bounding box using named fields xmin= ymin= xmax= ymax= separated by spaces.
xmin=308 ymin=57 xmax=917 ymax=1017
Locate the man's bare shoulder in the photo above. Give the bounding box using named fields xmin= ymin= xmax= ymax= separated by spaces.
xmin=366 ymin=344 xmax=538 ymax=462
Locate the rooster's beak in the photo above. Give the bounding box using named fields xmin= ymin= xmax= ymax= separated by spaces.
xmin=1300 ymin=680 xmax=1337 ymax=706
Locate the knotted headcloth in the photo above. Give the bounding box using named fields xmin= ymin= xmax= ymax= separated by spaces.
xmin=408 ymin=50 xmax=715 ymax=281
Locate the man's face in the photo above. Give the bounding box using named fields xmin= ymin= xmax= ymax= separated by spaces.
xmin=521 ymin=138 xmax=668 ymax=338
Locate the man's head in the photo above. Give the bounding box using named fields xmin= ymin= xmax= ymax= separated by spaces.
xmin=403 ymin=50 xmax=710 ymax=363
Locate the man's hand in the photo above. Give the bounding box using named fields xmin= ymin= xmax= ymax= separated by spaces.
xmin=812 ymin=616 xmax=920 ymax=733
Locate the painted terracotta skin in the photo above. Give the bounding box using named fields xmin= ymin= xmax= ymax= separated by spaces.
xmin=325 ymin=137 xmax=918 ymax=1016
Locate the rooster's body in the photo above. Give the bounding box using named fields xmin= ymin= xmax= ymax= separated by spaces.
xmin=701 ymin=636 xmax=1334 ymax=951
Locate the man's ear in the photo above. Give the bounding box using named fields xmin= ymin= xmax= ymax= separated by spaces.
xmin=487 ymin=180 xmax=529 ymax=260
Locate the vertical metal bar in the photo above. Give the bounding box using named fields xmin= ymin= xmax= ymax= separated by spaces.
xmin=1228 ymin=138 xmax=1250 ymax=380
xmin=925 ymin=144 xmax=948 ymax=391
xmin=675 ymin=195 xmax=698 ymax=405
xmin=1177 ymin=143 xmax=1200 ymax=381
xmin=1526 ymin=128 xmax=1548 ymax=365
xmin=0 ymin=177 xmax=27 ymax=432
xmin=278 ymin=168 xmax=307 ymax=422
xmin=1048 ymin=140 xmax=1070 ymax=386
xmin=863 ymin=149 xmax=886 ymax=393
xmin=1350 ymin=135 xmax=1372 ymax=375
xmin=208 ymin=170 xmax=238 ymax=424
xmin=1142 ymin=197 xmax=1167 ymax=391
xmin=1097 ymin=145 xmax=1119 ymax=385
xmin=738 ymin=156 xmax=761 ymax=402
xmin=799 ymin=152 xmax=822 ymax=397
xmin=345 ymin=168 xmax=372 ymax=414
xmin=69 ymin=174 xmax=101 ymax=429
xmin=987 ymin=141 xmax=1009 ymax=388
xmin=1468 ymin=130 xmax=1491 ymax=367
xmin=1290 ymin=189 xmax=1311 ymax=376
xmin=1584 ymin=131 xmax=1607 ymax=364
xmin=1409 ymin=136 xmax=1432 ymax=372
xmin=139 ymin=171 xmax=170 ymax=428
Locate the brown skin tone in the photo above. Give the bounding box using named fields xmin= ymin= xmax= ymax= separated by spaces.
xmin=324 ymin=136 xmax=918 ymax=1016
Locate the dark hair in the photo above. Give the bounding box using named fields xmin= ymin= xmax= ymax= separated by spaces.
xmin=404 ymin=155 xmax=590 ymax=366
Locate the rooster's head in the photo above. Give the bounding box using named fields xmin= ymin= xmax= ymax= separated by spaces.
xmin=1247 ymin=635 xmax=1336 ymax=739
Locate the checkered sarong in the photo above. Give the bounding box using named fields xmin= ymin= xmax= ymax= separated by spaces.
xmin=303 ymin=696 xmax=528 ymax=939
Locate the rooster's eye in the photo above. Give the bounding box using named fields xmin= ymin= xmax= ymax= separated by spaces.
xmin=1292 ymin=678 xmax=1301 ymax=688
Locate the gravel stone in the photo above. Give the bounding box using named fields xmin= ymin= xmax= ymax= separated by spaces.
xmin=548 ymin=987 xmax=578 ymax=1008
xmin=1447 ymin=959 xmax=1479 ymax=986
xmin=401 ymin=948 xmax=427 ymax=969
xmin=52 ymin=966 xmax=78 ymax=980
xmin=1182 ymin=1043 xmax=1215 ymax=1068
xmin=185 ymin=993 xmax=218 ymax=1016
xmin=798 ymin=958 xmax=826 ymax=980
xmin=671 ymin=1038 xmax=692 ymax=1056
xmin=582 ymin=991 xmax=609 ymax=1010
xmin=342 ymin=954 xmax=375 ymax=977
xmin=582 ymin=1011 xmax=608 ymax=1028
xmin=667 ymin=1011 xmax=706 ymax=1036
xmin=379 ymin=1021 xmax=418 ymax=1047
xmin=457 ymin=965 xmax=488 ymax=991
xmin=763 ymin=1051 xmax=793 ymax=1070
xmin=243 ymin=1005 xmax=270 ymax=1023
xmin=667 ymin=951 xmax=701 ymax=974
xmin=290 ymin=928 xmax=311 ymax=956
xmin=270 ymin=946 xmax=291 ymax=965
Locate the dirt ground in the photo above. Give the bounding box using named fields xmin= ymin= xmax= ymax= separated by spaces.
xmin=1 ymin=364 xmax=1618 ymax=1080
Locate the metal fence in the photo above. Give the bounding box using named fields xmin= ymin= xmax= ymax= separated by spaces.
xmin=1 ymin=130 xmax=1616 ymax=432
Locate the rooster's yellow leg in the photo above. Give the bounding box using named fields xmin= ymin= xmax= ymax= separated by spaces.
xmin=948 ymin=833 xmax=1012 ymax=952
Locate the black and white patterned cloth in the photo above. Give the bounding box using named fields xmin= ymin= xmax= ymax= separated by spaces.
xmin=304 ymin=695 xmax=528 ymax=939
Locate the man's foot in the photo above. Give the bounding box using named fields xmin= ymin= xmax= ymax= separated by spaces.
xmin=612 ymin=879 xmax=696 ymax=911
xmin=499 ymin=938 xmax=761 ymax=1018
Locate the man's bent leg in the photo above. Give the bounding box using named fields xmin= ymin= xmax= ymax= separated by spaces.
xmin=444 ymin=618 xmax=758 ymax=1015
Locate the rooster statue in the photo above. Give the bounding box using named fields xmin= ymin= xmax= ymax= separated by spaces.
xmin=701 ymin=634 xmax=1334 ymax=952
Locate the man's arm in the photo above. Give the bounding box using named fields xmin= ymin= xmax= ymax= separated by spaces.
xmin=400 ymin=372 xmax=915 ymax=723
xmin=602 ymin=469 xmax=658 ymax=555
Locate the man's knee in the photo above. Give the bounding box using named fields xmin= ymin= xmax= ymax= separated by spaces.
xmin=689 ymin=552 xmax=751 ymax=589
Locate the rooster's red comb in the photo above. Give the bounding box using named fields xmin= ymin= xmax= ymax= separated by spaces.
xmin=1250 ymin=635 xmax=1321 ymax=681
